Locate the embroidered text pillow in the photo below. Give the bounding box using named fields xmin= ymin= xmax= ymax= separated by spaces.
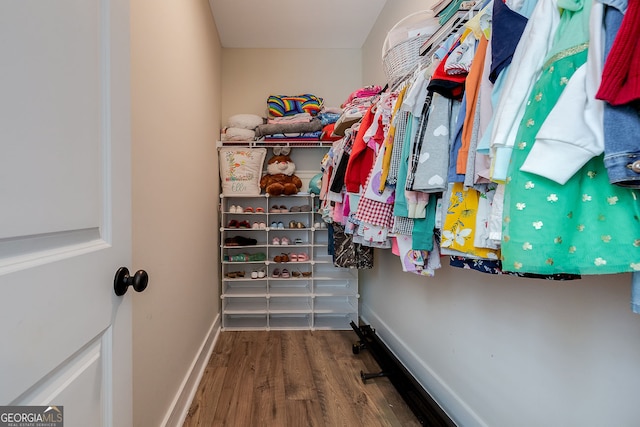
xmin=219 ymin=148 xmax=266 ymax=196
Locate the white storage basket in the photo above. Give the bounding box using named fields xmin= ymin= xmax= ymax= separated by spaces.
xmin=382 ymin=10 xmax=439 ymax=85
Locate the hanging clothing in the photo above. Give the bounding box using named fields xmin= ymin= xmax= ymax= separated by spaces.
xmin=598 ymin=0 xmax=640 ymax=188
xmin=501 ymin=0 xmax=640 ymax=275
xmin=489 ymin=0 xmax=561 ymax=183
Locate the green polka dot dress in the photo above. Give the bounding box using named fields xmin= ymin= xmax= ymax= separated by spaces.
xmin=501 ymin=41 xmax=640 ymax=275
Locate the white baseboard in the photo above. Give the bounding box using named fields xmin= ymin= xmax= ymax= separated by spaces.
xmin=360 ymin=304 xmax=486 ymax=427
xmin=161 ymin=314 xmax=221 ymax=427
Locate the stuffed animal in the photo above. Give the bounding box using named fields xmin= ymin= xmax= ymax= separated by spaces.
xmin=260 ymin=146 xmax=303 ymax=196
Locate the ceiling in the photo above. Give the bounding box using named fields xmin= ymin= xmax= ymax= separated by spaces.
xmin=209 ymin=0 xmax=388 ymax=49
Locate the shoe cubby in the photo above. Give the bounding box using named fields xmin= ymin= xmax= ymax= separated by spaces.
xmin=220 ymin=192 xmax=358 ymax=331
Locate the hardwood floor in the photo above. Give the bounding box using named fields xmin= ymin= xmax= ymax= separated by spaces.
xmin=183 ymin=330 xmax=422 ymax=427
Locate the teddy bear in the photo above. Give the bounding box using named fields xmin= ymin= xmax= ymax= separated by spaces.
xmin=260 ymin=146 xmax=303 ymax=196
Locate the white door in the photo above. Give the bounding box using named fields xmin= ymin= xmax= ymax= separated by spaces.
xmin=0 ymin=1 xmax=134 ymax=426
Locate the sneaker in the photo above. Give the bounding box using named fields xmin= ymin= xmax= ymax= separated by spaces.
xmin=272 ymin=237 xmax=281 ymax=245
xmin=270 ymin=222 xmax=278 ymax=229
xmin=281 ymin=269 xmax=290 ymax=278
xmin=280 ymin=236 xmax=290 ymax=245
xmin=277 ymin=221 xmax=284 ymax=229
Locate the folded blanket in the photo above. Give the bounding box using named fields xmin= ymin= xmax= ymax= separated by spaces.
xmin=255 ymin=118 xmax=323 ymax=137
xmin=262 ymin=131 xmax=322 ymax=140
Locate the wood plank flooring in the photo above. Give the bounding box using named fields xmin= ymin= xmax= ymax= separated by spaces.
xmin=183 ymin=330 xmax=421 ymax=427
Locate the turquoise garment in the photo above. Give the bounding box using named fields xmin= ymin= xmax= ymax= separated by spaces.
xmin=501 ymin=0 xmax=640 ymax=275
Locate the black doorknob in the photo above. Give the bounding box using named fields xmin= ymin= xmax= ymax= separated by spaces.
xmin=114 ymin=267 xmax=148 ymax=296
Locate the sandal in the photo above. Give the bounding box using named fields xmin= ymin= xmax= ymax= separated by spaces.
xmin=281 ymin=268 xmax=290 ymax=278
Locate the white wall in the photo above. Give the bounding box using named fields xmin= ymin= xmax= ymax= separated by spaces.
xmin=130 ymin=1 xmax=222 ymax=426
xmin=221 ymin=48 xmax=362 ymax=125
xmin=360 ymin=1 xmax=640 ymax=426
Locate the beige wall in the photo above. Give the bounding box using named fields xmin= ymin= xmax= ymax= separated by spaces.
xmin=221 ymin=48 xmax=362 ymax=126
xmin=360 ymin=1 xmax=640 ymax=426
xmin=130 ymin=1 xmax=221 ymax=426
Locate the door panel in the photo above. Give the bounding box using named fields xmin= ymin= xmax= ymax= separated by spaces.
xmin=0 ymin=0 xmax=132 ymax=426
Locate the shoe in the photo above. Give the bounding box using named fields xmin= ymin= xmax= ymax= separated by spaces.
xmin=227 ymin=220 xmax=238 ymax=228
xmin=258 ymin=269 xmax=266 ymax=278
xmin=289 ymin=220 xmax=297 ymax=229
xmin=297 ymin=253 xmax=309 ymax=262
xmin=281 ymin=269 xmax=290 ymax=278
xmin=256 ymin=207 xmax=265 ymax=213
xmin=279 ymin=205 xmax=288 ymax=212
xmin=280 ymin=236 xmax=290 ymax=245
xmin=270 ymin=205 xmax=280 ymax=213
xmin=290 ymin=206 xmax=301 ymax=212
xmin=270 ymin=222 xmax=278 ymax=229
xmin=252 ymin=222 xmax=260 ymax=229
xmin=229 ymin=205 xmax=238 ymax=213
xmin=294 ymin=238 xmax=303 ymax=244
xmin=251 ymin=271 xmax=258 ymax=279
xmin=302 ymin=271 xmax=312 ymax=277
xmin=225 ymin=237 xmax=239 ymax=246
xmin=277 ymin=222 xmax=284 ymax=229
xmin=274 ymin=254 xmax=282 ymax=263
xmin=291 ymin=270 xmax=301 ymax=277
xmin=244 ymin=207 xmax=254 ymax=213
xmin=313 ymin=222 xmax=321 ymax=228
xmin=237 ymin=220 xmax=251 ymax=228
xmin=296 ymin=222 xmax=305 ymax=229
xmin=289 ymin=253 xmax=298 ymax=262
xmin=300 ymin=204 xmax=311 ymax=212
xmin=272 ymin=237 xmax=280 ymax=245
xmin=235 ymin=236 xmax=257 ymax=246
xmin=259 ymin=222 xmax=266 ymax=229
xmin=272 ymin=268 xmax=281 ymax=278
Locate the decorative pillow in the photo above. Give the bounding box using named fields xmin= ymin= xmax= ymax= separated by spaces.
xmin=267 ymin=94 xmax=324 ymax=117
xmin=221 ymin=127 xmax=255 ymax=141
xmin=219 ymin=148 xmax=266 ymax=196
xmin=227 ymin=114 xmax=264 ymax=130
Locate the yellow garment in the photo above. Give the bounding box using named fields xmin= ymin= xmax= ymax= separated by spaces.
xmin=442 ymin=182 xmax=501 ymax=259
xmin=379 ymin=85 xmax=407 ymax=193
